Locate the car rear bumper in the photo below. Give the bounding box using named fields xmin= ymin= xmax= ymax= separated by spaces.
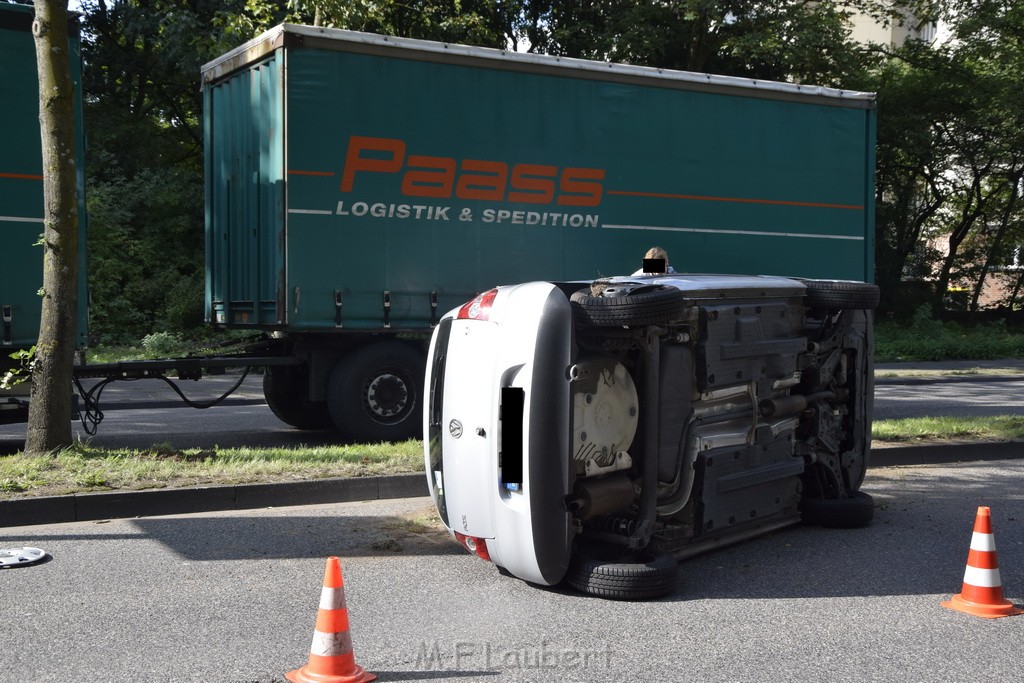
xmin=425 ymin=282 xmax=575 ymax=585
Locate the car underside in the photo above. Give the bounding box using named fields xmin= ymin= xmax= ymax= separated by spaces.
xmin=426 ymin=274 xmax=878 ymax=599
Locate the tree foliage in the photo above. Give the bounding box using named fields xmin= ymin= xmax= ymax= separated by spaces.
xmin=870 ymin=0 xmax=1024 ymax=314
xmin=528 ymin=0 xmax=871 ymax=85
xmin=79 ymin=0 xmax=245 ymax=342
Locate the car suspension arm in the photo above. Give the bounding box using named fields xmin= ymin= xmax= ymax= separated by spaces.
xmin=628 ymin=325 xmax=663 ymax=549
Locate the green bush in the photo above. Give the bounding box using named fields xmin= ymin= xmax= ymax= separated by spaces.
xmin=876 ymin=305 xmax=1024 ymax=361
xmin=141 ymin=332 xmax=186 ymax=357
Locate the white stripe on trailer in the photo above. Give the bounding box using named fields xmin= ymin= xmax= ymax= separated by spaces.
xmin=970 ymin=531 xmax=997 ymax=552
xmin=288 ymin=208 xmax=334 ymax=215
xmin=603 ymin=223 xmax=865 ymax=241
xmin=0 ymin=216 xmax=44 ymax=223
xmin=963 ymin=565 xmax=1002 ymax=588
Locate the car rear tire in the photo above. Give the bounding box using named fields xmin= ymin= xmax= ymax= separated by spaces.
xmin=798 ymin=279 xmax=880 ymax=311
xmin=263 ymin=366 xmax=333 ymax=430
xmin=800 ymin=491 xmax=875 ymax=528
xmin=326 ymin=341 xmax=426 ymax=442
xmin=570 ymin=283 xmax=688 ymax=327
xmin=565 ymin=544 xmax=679 ymax=600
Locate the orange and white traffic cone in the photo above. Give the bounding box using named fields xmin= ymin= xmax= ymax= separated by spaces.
xmin=941 ymin=506 xmax=1023 ymax=619
xmin=286 ymin=557 xmax=376 ymax=683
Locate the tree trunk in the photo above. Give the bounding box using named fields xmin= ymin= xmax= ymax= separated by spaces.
xmin=933 ymin=165 xmax=987 ymax=310
xmin=970 ymin=174 xmax=1021 ymax=311
xmin=25 ymin=0 xmax=78 ymax=454
xmin=874 ymin=171 xmax=944 ymax=312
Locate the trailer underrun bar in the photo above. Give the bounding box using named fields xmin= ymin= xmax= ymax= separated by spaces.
xmin=71 ymin=355 xmax=302 ymax=435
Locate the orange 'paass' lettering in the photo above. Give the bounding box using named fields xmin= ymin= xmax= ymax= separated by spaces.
xmin=340 ymin=136 xmax=604 ymax=207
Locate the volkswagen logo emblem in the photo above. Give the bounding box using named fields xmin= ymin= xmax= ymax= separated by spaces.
xmin=449 ymin=419 xmax=464 ymax=439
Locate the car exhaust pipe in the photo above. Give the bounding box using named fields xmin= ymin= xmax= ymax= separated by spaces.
xmin=567 ymin=473 xmax=636 ymax=519
xmin=758 ymin=390 xmax=836 ymax=418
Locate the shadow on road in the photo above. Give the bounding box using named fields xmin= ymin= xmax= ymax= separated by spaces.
xmin=660 ymin=463 xmax=1024 ymax=602
xmin=0 ymin=510 xmax=465 ymax=561
xmin=525 ymin=461 xmax=1024 ymax=603
xmin=135 ymin=512 xmax=466 ymax=561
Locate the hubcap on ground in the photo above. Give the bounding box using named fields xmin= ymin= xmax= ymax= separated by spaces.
xmin=0 ymin=547 xmax=47 ymax=568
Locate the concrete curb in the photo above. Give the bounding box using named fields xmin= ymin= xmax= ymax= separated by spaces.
xmin=0 ymin=472 xmax=426 ymax=529
xmin=2 ymin=441 xmax=1022 ymax=529
xmin=870 ymin=440 xmax=1023 ymax=467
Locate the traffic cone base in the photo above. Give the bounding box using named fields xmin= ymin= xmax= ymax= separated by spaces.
xmin=941 ymin=593 xmax=1024 ymax=619
xmin=286 ymin=557 xmax=377 ymax=683
xmin=941 ymin=506 xmax=1023 ymax=620
xmin=285 ymin=661 xmax=375 ymax=683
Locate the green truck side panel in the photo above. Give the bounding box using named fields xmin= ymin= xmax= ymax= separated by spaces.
xmin=205 ymin=28 xmax=876 ymax=331
xmin=0 ymin=4 xmax=88 ymax=350
xmin=205 ymin=55 xmax=284 ymax=326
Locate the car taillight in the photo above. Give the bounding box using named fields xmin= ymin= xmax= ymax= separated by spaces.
xmin=457 ymin=289 xmax=499 ymax=321
xmin=454 ymin=531 xmax=492 ymax=562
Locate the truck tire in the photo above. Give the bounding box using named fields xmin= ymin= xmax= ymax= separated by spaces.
xmin=263 ymin=366 xmax=332 ymax=430
xmin=798 ymin=279 xmax=880 ymax=311
xmin=326 ymin=341 xmax=426 ymax=442
xmin=570 ymin=283 xmax=688 ymax=327
xmin=800 ymin=491 xmax=875 ymax=528
xmin=565 ymin=545 xmax=679 ymax=600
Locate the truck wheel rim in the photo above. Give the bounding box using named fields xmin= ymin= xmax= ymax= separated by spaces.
xmin=364 ymin=371 xmax=409 ymax=422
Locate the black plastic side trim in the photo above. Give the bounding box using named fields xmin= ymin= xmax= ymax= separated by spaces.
xmin=426 ymin=317 xmax=453 ymax=527
xmin=527 ymin=288 xmax=573 ymax=585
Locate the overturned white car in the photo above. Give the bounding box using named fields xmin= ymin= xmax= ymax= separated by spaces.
xmin=424 ymin=274 xmax=877 ymax=599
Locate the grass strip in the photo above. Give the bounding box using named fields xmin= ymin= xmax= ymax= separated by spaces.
xmin=0 ymin=439 xmax=425 ymax=499
xmin=4 ymin=417 xmax=1022 ymax=499
xmin=872 ymin=415 xmax=1024 ymax=443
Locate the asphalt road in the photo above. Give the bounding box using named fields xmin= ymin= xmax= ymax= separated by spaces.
xmin=2 ymin=459 xmax=1023 ymax=682
xmin=1 ymin=371 xmax=1022 ymax=453
xmin=874 ymin=377 xmax=1024 ymax=420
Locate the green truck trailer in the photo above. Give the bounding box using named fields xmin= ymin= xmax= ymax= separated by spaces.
xmin=201 ymin=23 xmax=876 ymax=444
xmin=0 ymin=3 xmax=88 ymax=424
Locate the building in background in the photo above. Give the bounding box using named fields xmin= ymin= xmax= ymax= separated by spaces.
xmin=847 ymin=5 xmax=939 ymax=46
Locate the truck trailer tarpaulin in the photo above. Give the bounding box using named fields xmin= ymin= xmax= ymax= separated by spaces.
xmin=201 ymin=23 xmax=875 ymax=333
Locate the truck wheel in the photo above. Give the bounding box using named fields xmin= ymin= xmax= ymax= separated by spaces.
xmin=798 ymin=279 xmax=880 ymax=311
xmin=565 ymin=545 xmax=679 ymax=600
xmin=263 ymin=366 xmax=332 ymax=430
xmin=570 ymin=283 xmax=687 ymax=327
xmin=800 ymin=491 xmax=875 ymax=528
xmin=326 ymin=341 xmax=426 ymax=442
